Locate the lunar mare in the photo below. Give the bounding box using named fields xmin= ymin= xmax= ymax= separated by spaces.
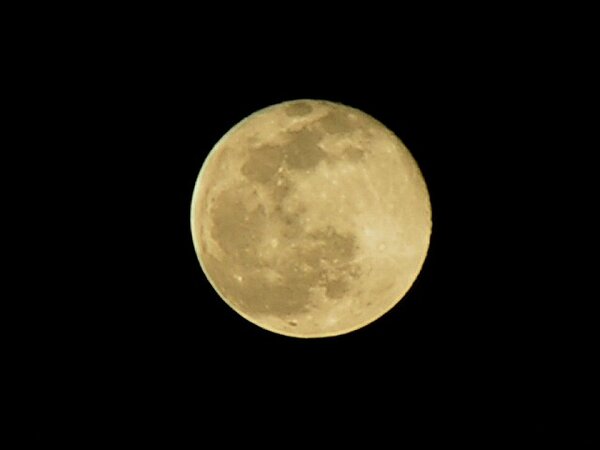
xmin=191 ymin=99 xmax=431 ymax=338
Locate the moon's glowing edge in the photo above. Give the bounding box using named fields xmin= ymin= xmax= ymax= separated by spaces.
xmin=190 ymin=99 xmax=432 ymax=338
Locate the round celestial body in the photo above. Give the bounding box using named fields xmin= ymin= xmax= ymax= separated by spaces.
xmin=190 ymin=99 xmax=431 ymax=338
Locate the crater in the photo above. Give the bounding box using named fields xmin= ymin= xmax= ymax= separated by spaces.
xmin=285 ymin=102 xmax=313 ymax=117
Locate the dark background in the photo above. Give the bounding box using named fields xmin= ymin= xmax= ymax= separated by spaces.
xmin=36 ymin=7 xmax=591 ymax=442
xmin=99 ymin=49 xmax=546 ymax=432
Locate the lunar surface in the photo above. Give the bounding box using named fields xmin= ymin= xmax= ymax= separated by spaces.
xmin=191 ymin=99 xmax=431 ymax=338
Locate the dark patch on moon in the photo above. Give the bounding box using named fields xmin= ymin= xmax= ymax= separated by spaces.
xmin=232 ymin=239 xmax=330 ymax=316
xmin=282 ymin=128 xmax=327 ymax=170
xmin=241 ymin=144 xmax=285 ymax=184
xmin=203 ymin=253 xmax=317 ymax=318
xmin=285 ymin=102 xmax=313 ymax=117
xmin=324 ymin=277 xmax=349 ymax=299
xmin=318 ymin=110 xmax=356 ymax=134
xmin=297 ymin=225 xmax=361 ymax=300
xmin=270 ymin=174 xmax=294 ymax=204
xmin=307 ymin=226 xmax=358 ymax=262
xmin=343 ymin=146 xmax=366 ymax=161
xmin=210 ymin=187 xmax=266 ymax=262
xmin=278 ymin=211 xmax=304 ymax=240
xmin=225 ymin=222 xmax=362 ymax=317
xmin=235 ymin=270 xmax=316 ymax=316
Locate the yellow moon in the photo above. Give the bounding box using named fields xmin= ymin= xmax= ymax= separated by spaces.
xmin=191 ymin=99 xmax=431 ymax=338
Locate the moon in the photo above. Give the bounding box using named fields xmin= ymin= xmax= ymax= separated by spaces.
xmin=191 ymin=99 xmax=431 ymax=338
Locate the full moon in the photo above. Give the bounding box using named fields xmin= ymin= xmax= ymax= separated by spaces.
xmin=191 ymin=99 xmax=431 ymax=338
